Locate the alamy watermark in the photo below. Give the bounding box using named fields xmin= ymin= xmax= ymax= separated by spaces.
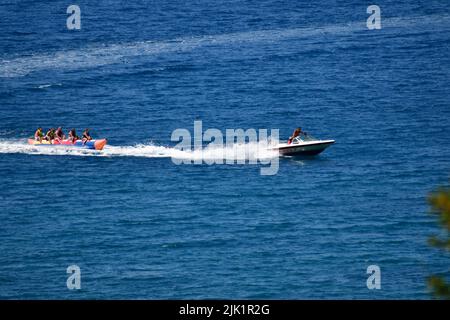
xmin=67 ymin=5 xmax=81 ymax=30
xmin=366 ymin=265 xmax=381 ymax=289
xmin=67 ymin=265 xmax=81 ymax=290
xmin=367 ymin=5 xmax=382 ymax=30
xmin=171 ymin=121 xmax=279 ymax=175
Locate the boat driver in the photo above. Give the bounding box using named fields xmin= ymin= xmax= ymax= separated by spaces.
xmin=288 ymin=127 xmax=303 ymax=144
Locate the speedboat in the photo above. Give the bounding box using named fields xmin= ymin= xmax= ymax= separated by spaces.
xmin=273 ymin=134 xmax=334 ymax=156
xmin=28 ymin=138 xmax=108 ymax=150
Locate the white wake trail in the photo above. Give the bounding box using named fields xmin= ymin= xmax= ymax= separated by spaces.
xmin=0 ymin=139 xmax=279 ymax=161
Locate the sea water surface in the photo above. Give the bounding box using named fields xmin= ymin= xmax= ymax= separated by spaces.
xmin=0 ymin=0 xmax=449 ymax=299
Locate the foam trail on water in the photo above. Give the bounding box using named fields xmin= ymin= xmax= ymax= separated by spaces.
xmin=173 ymin=140 xmax=279 ymax=162
xmin=36 ymin=83 xmax=62 ymax=89
xmin=0 ymin=139 xmax=279 ymax=161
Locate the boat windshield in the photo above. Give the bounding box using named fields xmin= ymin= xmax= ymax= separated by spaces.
xmin=292 ymin=133 xmax=318 ymax=144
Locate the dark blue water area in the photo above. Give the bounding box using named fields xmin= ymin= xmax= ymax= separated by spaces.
xmin=0 ymin=1 xmax=449 ymax=299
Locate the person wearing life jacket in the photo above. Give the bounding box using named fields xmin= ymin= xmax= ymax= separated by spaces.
xmin=44 ymin=128 xmax=56 ymax=143
xmin=82 ymin=128 xmax=92 ymax=145
xmin=34 ymin=127 xmax=44 ymax=142
xmin=68 ymin=128 xmax=79 ymax=144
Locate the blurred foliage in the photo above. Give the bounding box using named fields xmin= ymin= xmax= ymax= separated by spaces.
xmin=427 ymin=187 xmax=450 ymax=299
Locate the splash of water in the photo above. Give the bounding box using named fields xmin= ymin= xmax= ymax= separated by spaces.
xmin=0 ymin=139 xmax=279 ymax=161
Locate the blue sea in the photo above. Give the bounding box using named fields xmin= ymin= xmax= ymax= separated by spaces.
xmin=0 ymin=0 xmax=449 ymax=299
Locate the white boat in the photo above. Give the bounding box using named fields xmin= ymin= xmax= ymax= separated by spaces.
xmin=273 ymin=134 xmax=335 ymax=156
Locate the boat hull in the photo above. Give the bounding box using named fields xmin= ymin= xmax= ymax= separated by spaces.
xmin=275 ymin=140 xmax=335 ymax=156
xmin=28 ymin=138 xmax=107 ymax=150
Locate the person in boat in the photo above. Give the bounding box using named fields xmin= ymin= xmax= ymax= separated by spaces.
xmin=287 ymin=127 xmax=302 ymax=144
xmin=68 ymin=128 xmax=79 ymax=144
xmin=82 ymin=128 xmax=92 ymax=145
xmin=54 ymin=127 xmax=65 ymax=142
xmin=34 ymin=127 xmax=44 ymax=142
xmin=44 ymin=128 xmax=56 ymax=143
